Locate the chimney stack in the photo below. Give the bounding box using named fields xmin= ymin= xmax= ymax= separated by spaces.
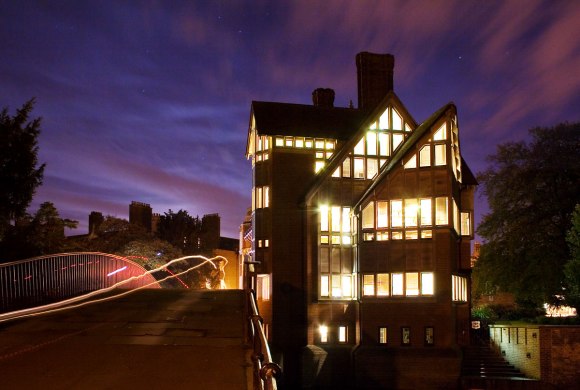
xmin=356 ymin=52 xmax=394 ymax=111
xmin=312 ymin=88 xmax=335 ymax=108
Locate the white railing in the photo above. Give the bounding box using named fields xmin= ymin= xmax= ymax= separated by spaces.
xmin=0 ymin=252 xmax=160 ymax=313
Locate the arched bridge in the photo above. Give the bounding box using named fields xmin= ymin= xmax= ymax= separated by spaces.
xmin=0 ymin=252 xmax=160 ymax=314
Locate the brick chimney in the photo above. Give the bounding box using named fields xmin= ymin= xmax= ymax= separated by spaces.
xmin=312 ymin=88 xmax=335 ymax=108
xmin=356 ymin=52 xmax=394 ymax=111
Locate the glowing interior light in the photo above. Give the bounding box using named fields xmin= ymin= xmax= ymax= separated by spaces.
xmin=319 ymin=325 xmax=328 ymax=343
xmin=107 ymin=266 xmax=128 ymax=277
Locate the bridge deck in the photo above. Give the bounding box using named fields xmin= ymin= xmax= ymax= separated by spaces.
xmin=0 ymin=289 xmax=251 ymax=390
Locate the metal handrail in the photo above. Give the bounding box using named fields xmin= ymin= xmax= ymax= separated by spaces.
xmin=0 ymin=252 xmax=160 ymax=314
xmin=247 ymin=289 xmax=281 ymax=390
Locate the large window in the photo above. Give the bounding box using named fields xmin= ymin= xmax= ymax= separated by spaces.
xmin=320 ymin=203 xmax=355 ymax=299
xmin=363 ymin=272 xmax=434 ymax=298
xmin=253 ymin=186 xmax=270 ymax=210
xmin=452 ymin=275 xmax=468 ymax=302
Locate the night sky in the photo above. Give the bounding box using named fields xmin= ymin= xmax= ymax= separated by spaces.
xmin=1 ymin=1 xmax=579 ymax=239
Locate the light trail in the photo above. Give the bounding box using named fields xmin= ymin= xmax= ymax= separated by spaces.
xmin=0 ymin=255 xmax=228 ymax=324
xmin=106 ymin=266 xmax=127 ymax=277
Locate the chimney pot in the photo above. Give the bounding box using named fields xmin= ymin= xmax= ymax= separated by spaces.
xmin=312 ymin=88 xmax=335 ymax=108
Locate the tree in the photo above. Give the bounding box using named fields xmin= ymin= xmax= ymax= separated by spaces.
xmin=0 ymin=99 xmax=45 ymax=239
xmin=156 ymin=209 xmax=202 ymax=254
xmin=564 ymin=204 xmax=580 ymax=309
xmin=0 ymin=202 xmax=78 ymax=261
xmin=475 ymin=122 xmax=580 ymax=307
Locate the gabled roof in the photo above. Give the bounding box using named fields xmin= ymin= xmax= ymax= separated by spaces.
xmin=303 ymin=90 xmax=417 ymax=204
xmin=251 ymin=101 xmax=367 ymax=140
xmin=352 ymin=102 xmax=456 ymax=209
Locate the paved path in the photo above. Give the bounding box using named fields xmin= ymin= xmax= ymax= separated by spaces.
xmin=0 ymin=289 xmax=251 ymax=390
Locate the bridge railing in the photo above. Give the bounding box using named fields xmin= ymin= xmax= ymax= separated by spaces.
xmin=247 ymin=289 xmax=281 ymax=390
xmin=0 ymin=252 xmax=160 ymax=313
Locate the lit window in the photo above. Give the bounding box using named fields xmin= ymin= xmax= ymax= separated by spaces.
xmin=338 ymin=326 xmax=347 ymax=343
xmin=461 ymin=212 xmax=471 ymax=236
xmin=315 ymin=140 xmax=325 ymax=149
xmin=391 ymin=200 xmax=403 ymax=228
xmin=295 ymin=138 xmax=304 ymax=148
xmin=354 ymin=158 xmax=365 ymax=178
xmin=406 ymin=273 xmax=419 ymax=296
xmin=320 ymin=235 xmax=329 ymax=244
xmin=434 ymin=124 xmax=446 ymax=140
xmin=332 ymin=167 xmax=340 ymax=177
xmin=402 ymin=327 xmax=411 ymax=345
xmin=392 ymin=231 xmax=403 ymax=240
xmin=377 ymin=273 xmax=390 ymax=296
xmin=435 ymin=197 xmax=448 ymax=225
xmin=405 ymin=230 xmax=418 ymax=239
xmin=366 ymin=131 xmax=377 ymax=155
xmin=405 ymin=123 xmax=412 ymax=132
xmin=404 ymin=199 xmax=418 ymax=227
xmin=377 ymin=231 xmax=389 ymax=240
xmin=420 ymin=198 xmax=432 ymax=226
xmin=379 ymin=133 xmax=390 ymax=156
xmin=342 ymin=207 xmax=351 ymax=234
xmin=419 ymin=145 xmax=431 ymax=167
xmin=392 ymin=108 xmax=403 ymax=130
xmin=305 ymin=139 xmax=313 ymax=148
xmin=342 ymin=275 xmax=352 ymax=297
xmin=392 ymin=273 xmax=404 ymax=295
xmin=319 ymin=325 xmax=328 ymax=343
xmin=257 ymin=274 xmax=270 ymax=300
xmin=331 ymin=206 xmax=341 ymax=232
xmin=258 ymin=239 xmax=262 ymax=248
xmin=342 ymin=158 xmax=351 ymax=178
xmin=275 ymin=137 xmax=284 ymax=147
xmin=377 ymin=201 xmax=389 ymax=228
xmin=331 ymin=235 xmax=340 ymax=245
xmin=285 ymin=137 xmax=293 ymax=147
xmin=452 ymin=275 xmax=468 ymax=302
xmin=367 ymin=158 xmax=378 ymax=179
xmin=379 ymin=327 xmax=388 ymax=344
xmin=325 ymin=151 xmax=333 ymax=159
xmin=425 ymin=327 xmax=434 ymax=345
xmin=362 ymin=202 xmax=375 ymax=229
xmin=363 ymin=274 xmax=375 ymax=296
xmin=404 ymin=154 xmax=417 ymax=169
xmin=421 ymin=230 xmax=432 ymax=239
xmin=354 ymin=138 xmax=365 ymax=155
xmin=264 ymin=187 xmax=270 ymax=208
xmin=332 ymin=275 xmax=341 ymax=297
xmin=316 ymin=151 xmax=324 ymax=159
xmin=363 ymin=232 xmax=375 ymax=241
xmin=434 ymin=144 xmax=446 ymax=165
xmin=326 ymin=142 xmax=334 ymax=150
xmin=315 ymin=160 xmax=325 ymax=173
xmin=379 ymin=108 xmax=389 ymax=129
xmin=421 ymin=272 xmax=434 ymax=295
xmin=320 ymin=205 xmax=329 ymax=231
xmin=321 ymin=276 xmax=329 ymax=297
xmin=264 ymin=239 xmax=269 ymax=247
xmin=257 ymin=187 xmax=263 ymax=209
xmin=393 ymin=134 xmax=404 ymax=151
xmin=453 ymin=199 xmax=460 ymax=235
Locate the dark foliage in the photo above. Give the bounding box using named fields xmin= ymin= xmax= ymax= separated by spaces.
xmin=0 ymin=99 xmax=45 ymax=239
xmin=474 ymin=122 xmax=580 ymax=307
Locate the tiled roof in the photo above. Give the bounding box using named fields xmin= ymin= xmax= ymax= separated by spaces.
xmin=251 ymin=101 xmax=367 ymax=140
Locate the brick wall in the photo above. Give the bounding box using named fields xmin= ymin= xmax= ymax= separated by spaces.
xmin=490 ymin=324 xmax=580 ymax=388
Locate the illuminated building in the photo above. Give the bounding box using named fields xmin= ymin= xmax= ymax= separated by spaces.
xmin=244 ymin=52 xmax=477 ymax=388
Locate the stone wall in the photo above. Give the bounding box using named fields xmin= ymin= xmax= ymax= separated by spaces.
xmin=490 ymin=324 xmax=580 ymax=389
